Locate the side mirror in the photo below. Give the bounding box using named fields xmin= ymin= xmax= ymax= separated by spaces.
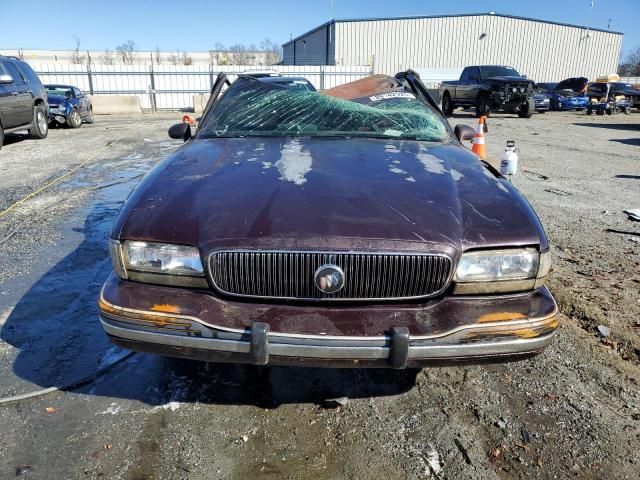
xmin=522 ymin=74 xmax=528 ymax=79
xmin=168 ymin=122 xmax=192 ymax=142
xmin=454 ymin=124 xmax=475 ymax=143
xmin=0 ymin=74 xmax=13 ymax=85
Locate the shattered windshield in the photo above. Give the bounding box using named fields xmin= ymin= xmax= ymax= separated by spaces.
xmin=198 ymin=78 xmax=451 ymax=142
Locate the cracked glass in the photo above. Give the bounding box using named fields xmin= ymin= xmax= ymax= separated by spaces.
xmin=198 ymin=78 xmax=451 ymax=142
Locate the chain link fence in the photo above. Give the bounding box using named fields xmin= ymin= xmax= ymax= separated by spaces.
xmin=29 ymin=63 xmax=373 ymax=112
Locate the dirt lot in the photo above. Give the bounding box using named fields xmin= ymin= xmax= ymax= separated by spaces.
xmin=0 ymin=111 xmax=638 ymax=479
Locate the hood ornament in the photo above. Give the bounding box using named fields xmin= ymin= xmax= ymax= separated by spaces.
xmin=314 ymin=264 xmax=345 ymax=294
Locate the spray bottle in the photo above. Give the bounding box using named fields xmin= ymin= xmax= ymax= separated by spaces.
xmin=499 ymin=141 xmax=518 ymax=179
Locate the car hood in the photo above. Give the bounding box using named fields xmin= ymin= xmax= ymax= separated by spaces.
xmin=613 ymin=86 xmax=640 ymax=97
xmin=484 ymin=76 xmax=534 ymax=85
xmin=47 ymin=94 xmax=70 ymax=105
xmin=114 ymin=137 xmax=547 ymax=254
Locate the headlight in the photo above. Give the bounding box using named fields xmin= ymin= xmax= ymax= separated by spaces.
xmin=511 ymin=87 xmax=517 ymax=93
xmin=519 ymin=87 xmax=525 ymax=93
xmin=453 ymin=248 xmax=551 ymax=294
xmin=123 ymin=241 xmax=204 ymax=275
xmin=543 ymin=98 xmax=550 ymax=103
xmin=109 ymin=239 xmax=204 ymax=279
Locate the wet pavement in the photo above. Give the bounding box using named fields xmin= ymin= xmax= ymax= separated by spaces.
xmin=0 ymin=113 xmax=639 ymax=479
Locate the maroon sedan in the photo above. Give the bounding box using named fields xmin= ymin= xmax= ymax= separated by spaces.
xmin=99 ymin=71 xmax=557 ymax=369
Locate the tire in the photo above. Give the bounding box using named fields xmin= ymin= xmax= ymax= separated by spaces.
xmin=0 ymin=122 xmax=4 ymax=151
xmin=537 ymin=109 xmax=546 ymax=114
xmin=67 ymin=109 xmax=82 ymax=128
xmin=441 ymin=93 xmax=454 ymax=117
xmin=28 ymin=104 xmax=48 ymax=139
xmin=85 ymin=106 xmax=94 ymax=124
xmin=586 ymin=107 xmax=593 ymax=115
xmin=475 ymin=94 xmax=491 ymax=118
xmin=518 ymin=97 xmax=535 ymax=118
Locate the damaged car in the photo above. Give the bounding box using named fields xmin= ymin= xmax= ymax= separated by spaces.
xmin=538 ymin=78 xmax=589 ymax=111
xmin=99 ymin=71 xmax=557 ymax=369
xmin=45 ymin=84 xmax=94 ymax=128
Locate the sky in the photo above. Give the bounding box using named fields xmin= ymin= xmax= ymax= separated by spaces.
xmin=0 ymin=0 xmax=638 ymax=56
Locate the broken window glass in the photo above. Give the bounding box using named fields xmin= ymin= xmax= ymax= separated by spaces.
xmin=198 ymin=78 xmax=451 ymax=142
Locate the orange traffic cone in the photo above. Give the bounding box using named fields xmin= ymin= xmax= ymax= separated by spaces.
xmin=471 ymin=116 xmax=487 ymax=159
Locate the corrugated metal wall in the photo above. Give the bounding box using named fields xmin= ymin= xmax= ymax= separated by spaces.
xmin=290 ymin=14 xmax=622 ymax=82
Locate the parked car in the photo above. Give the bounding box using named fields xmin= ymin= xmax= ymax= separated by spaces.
xmin=586 ymin=82 xmax=635 ymax=115
xmin=538 ymin=77 xmax=589 ymax=111
xmin=45 ymin=84 xmax=94 ymax=128
xmin=533 ymin=93 xmax=550 ymax=113
xmin=99 ymin=71 xmax=557 ymax=369
xmin=440 ymin=65 xmax=536 ymax=118
xmin=608 ymin=82 xmax=640 ymax=110
xmin=0 ymin=55 xmax=48 ymax=150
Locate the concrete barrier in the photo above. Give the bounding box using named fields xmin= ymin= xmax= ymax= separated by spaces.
xmin=193 ymin=94 xmax=210 ymax=115
xmin=90 ymin=95 xmax=142 ymax=115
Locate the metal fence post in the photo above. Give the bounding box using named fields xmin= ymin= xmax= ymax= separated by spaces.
xmin=87 ymin=64 xmax=94 ymax=95
xmin=320 ymin=65 xmax=325 ymax=90
xmin=149 ymin=64 xmax=157 ymax=113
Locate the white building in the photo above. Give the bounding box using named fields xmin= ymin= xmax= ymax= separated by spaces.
xmin=282 ymin=12 xmax=623 ymax=81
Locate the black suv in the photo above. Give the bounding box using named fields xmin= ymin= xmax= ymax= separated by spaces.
xmin=0 ymin=56 xmax=49 ymax=150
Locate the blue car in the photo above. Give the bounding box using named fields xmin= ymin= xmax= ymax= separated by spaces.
xmin=45 ymin=84 xmax=94 ymax=128
xmin=537 ymin=78 xmax=589 ymax=111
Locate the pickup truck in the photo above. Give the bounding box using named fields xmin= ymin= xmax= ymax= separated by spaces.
xmin=440 ymin=65 xmax=536 ymax=118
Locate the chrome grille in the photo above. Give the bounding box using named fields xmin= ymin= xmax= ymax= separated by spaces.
xmin=209 ymin=251 xmax=452 ymax=301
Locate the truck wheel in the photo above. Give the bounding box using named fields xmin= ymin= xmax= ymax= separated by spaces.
xmin=475 ymin=94 xmax=491 ymax=118
xmin=29 ymin=104 xmax=49 ymax=139
xmin=441 ymin=93 xmax=454 ymax=117
xmin=518 ymin=97 xmax=535 ymax=118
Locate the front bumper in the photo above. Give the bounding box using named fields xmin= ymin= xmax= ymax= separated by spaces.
xmin=48 ymin=108 xmax=68 ymax=123
xmin=99 ymin=274 xmax=559 ymax=368
xmin=558 ymin=98 xmax=589 ymax=110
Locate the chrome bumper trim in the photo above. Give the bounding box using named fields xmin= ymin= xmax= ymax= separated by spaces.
xmin=100 ymin=316 xmax=555 ymax=361
xmin=98 ymin=288 xmax=558 ymax=342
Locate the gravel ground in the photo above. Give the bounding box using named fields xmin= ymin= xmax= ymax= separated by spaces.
xmin=0 ymin=111 xmax=638 ymax=479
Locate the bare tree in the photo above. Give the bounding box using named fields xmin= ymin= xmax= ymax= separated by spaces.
xmin=101 ymin=49 xmax=115 ymax=65
xmin=116 ymin=40 xmax=137 ymax=65
xmin=71 ymin=35 xmax=86 ymax=64
xmin=154 ymin=45 xmax=162 ymax=65
xmin=167 ymin=51 xmax=179 ymax=66
xmin=618 ymin=47 xmax=640 ymax=76
xmin=181 ymin=51 xmax=193 ymax=65
xmin=260 ymin=38 xmax=282 ymax=65
xmin=229 ymin=43 xmax=251 ymax=65
xmin=210 ymin=43 xmax=229 ymax=65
